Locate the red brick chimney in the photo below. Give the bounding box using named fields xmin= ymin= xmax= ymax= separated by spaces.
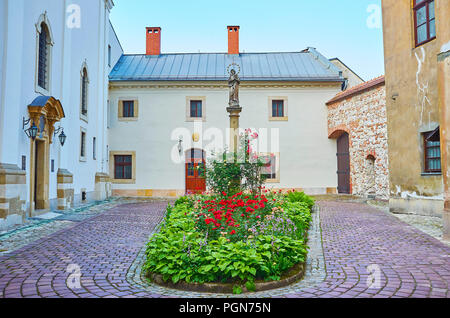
xmin=227 ymin=26 xmax=240 ymax=55
xmin=146 ymin=27 xmax=161 ymax=56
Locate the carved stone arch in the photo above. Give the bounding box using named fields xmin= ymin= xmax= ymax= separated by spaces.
xmin=28 ymin=96 xmax=65 ymax=144
xmin=27 ymin=96 xmax=65 ymax=212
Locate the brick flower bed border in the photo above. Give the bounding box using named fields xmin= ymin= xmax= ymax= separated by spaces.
xmin=145 ymin=262 xmax=305 ymax=294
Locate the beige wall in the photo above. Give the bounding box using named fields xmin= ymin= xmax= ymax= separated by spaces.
xmin=329 ymin=58 xmax=364 ymax=89
xmin=435 ymin=0 xmax=450 ymax=237
xmin=382 ymin=0 xmax=444 ymax=215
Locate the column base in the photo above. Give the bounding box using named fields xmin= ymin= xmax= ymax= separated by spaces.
xmin=95 ymin=172 xmax=111 ymax=201
xmin=57 ymin=169 xmax=74 ymax=210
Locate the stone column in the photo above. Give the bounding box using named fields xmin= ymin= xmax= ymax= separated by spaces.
xmin=57 ymin=169 xmax=74 ymax=210
xmin=94 ymin=172 xmax=111 ymax=201
xmin=0 ymin=164 xmax=26 ymax=231
xmin=227 ymin=106 xmax=242 ymax=154
xmin=436 ymin=0 xmax=450 ymax=240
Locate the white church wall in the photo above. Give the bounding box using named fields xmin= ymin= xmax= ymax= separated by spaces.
xmin=0 ymin=0 xmax=115 ymax=224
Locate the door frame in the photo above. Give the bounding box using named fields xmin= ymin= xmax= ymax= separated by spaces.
xmin=336 ymin=132 xmax=351 ymax=194
xmin=185 ymin=148 xmax=206 ymax=194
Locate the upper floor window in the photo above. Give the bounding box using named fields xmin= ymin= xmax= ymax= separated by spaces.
xmin=414 ymin=0 xmax=436 ymax=47
xmin=123 ymin=101 xmax=135 ymax=118
xmin=35 ymin=14 xmax=53 ymax=94
xmin=118 ymin=99 xmax=139 ymax=120
xmin=38 ymin=23 xmax=50 ymax=89
xmin=81 ymin=66 xmax=89 ymax=117
xmin=186 ymin=97 xmax=206 ymax=121
xmin=272 ymin=100 xmax=285 ymax=118
xmin=190 ymin=100 xmax=203 ymax=118
xmin=269 ymin=97 xmax=288 ymax=121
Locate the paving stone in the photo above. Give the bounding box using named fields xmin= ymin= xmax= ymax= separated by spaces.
xmin=0 ymin=200 xmax=449 ymax=298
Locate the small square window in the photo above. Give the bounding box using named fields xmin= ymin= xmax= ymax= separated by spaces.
xmin=190 ymin=100 xmax=202 ymax=118
xmin=114 ymin=155 xmax=132 ymax=179
xmin=272 ymin=100 xmax=284 ymax=118
xmin=123 ymin=101 xmax=135 ymax=118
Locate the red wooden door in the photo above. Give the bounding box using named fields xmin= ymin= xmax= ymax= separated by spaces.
xmin=337 ymin=133 xmax=350 ymax=194
xmin=185 ymin=149 xmax=206 ymax=194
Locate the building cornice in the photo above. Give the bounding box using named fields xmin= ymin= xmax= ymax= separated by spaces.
xmin=108 ymin=81 xmax=341 ymax=90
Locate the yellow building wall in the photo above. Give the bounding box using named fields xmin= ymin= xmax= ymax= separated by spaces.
xmin=381 ymin=0 xmax=444 ymax=215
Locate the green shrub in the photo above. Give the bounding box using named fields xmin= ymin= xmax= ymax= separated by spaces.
xmin=287 ymin=191 xmax=315 ymax=210
xmin=143 ymin=191 xmax=313 ymax=287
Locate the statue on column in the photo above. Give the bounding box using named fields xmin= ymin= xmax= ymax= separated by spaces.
xmin=228 ymin=68 xmax=240 ymax=107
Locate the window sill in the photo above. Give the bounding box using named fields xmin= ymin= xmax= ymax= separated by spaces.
xmin=118 ymin=117 xmax=138 ymax=122
xmin=269 ymin=117 xmax=288 ymax=122
xmin=79 ymin=157 xmax=87 ymax=163
xmin=265 ymin=179 xmax=280 ymax=184
xmin=414 ymin=37 xmax=436 ymax=49
xmin=111 ymin=179 xmax=136 ymax=184
xmin=35 ymin=85 xmax=50 ymax=96
xmin=421 ymin=172 xmax=442 ymax=176
xmin=186 ymin=117 xmax=206 ymax=122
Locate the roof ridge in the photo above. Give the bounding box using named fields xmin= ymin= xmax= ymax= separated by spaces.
xmin=119 ymin=51 xmax=311 ymax=56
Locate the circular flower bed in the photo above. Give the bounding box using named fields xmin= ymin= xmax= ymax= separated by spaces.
xmin=143 ymin=190 xmax=314 ymax=294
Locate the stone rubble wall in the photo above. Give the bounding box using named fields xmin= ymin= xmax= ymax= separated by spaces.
xmin=327 ymin=84 xmax=389 ymax=199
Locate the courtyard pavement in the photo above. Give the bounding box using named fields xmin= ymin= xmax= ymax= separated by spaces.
xmin=0 ymin=200 xmax=449 ymax=298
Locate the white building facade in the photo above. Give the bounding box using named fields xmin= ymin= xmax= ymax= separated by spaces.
xmin=0 ymin=0 xmax=122 ymax=230
xmin=107 ymin=27 xmax=351 ymax=198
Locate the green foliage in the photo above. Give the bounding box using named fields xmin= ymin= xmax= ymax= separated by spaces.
xmin=233 ymin=285 xmax=243 ymax=295
xmin=287 ymin=191 xmax=315 ymax=210
xmin=201 ymin=130 xmax=267 ymax=195
xmin=143 ymin=191 xmax=315 ymax=287
xmin=174 ymin=196 xmax=192 ymax=207
xmin=245 ymin=280 xmax=256 ymax=292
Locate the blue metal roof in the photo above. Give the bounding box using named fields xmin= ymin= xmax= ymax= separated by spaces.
xmin=109 ymin=48 xmax=343 ymax=82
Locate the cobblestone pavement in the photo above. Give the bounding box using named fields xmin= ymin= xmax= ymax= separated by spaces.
xmin=0 ymin=200 xmax=449 ymax=298
xmin=390 ymin=213 xmax=448 ymax=245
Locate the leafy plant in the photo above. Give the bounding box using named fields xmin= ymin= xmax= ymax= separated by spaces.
xmin=233 ymin=285 xmax=243 ymax=295
xmin=201 ymin=129 xmax=267 ymax=195
xmin=143 ymin=190 xmax=314 ymax=288
xmin=287 ymin=191 xmax=315 ymax=210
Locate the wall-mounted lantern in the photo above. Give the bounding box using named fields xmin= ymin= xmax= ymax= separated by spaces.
xmin=54 ymin=126 xmax=67 ymax=147
xmin=23 ymin=117 xmax=38 ymax=140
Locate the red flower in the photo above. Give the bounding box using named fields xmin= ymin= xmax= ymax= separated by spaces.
xmin=230 ymin=230 xmax=236 ymax=235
